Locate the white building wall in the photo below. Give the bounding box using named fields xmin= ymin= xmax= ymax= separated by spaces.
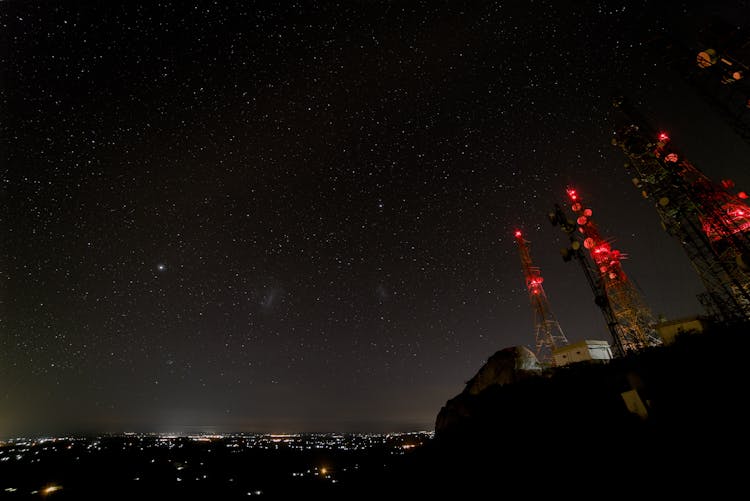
xmin=553 ymin=340 xmax=612 ymax=366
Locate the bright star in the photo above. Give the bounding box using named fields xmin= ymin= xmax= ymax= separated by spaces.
xmin=157 ymin=263 xmax=166 ymax=272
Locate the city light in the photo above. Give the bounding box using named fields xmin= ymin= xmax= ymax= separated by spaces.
xmin=0 ymin=432 xmax=433 ymax=497
xmin=42 ymin=485 xmax=62 ymax=496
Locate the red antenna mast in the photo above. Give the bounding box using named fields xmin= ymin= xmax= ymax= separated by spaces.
xmin=565 ymin=188 xmax=662 ymax=352
xmin=514 ymin=230 xmax=568 ymax=364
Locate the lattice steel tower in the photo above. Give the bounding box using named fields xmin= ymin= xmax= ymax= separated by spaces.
xmin=612 ymin=98 xmax=750 ymax=324
xmin=565 ymin=188 xmax=662 ymax=351
xmin=657 ymin=26 xmax=750 ymax=144
xmin=513 ymin=230 xmax=568 ymax=364
xmin=549 ymin=205 xmax=626 ymax=356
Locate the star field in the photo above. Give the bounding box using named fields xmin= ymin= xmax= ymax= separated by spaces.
xmin=3 ymin=1 xmax=750 ymax=435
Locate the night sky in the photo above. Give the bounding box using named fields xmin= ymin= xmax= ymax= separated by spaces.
xmin=3 ymin=1 xmax=750 ymax=436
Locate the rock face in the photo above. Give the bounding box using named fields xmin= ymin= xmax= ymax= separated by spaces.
xmin=435 ymin=346 xmax=541 ymax=434
xmin=463 ymin=346 xmax=541 ymax=395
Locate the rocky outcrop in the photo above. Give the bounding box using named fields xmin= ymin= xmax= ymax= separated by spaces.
xmin=426 ymin=324 xmax=750 ymax=496
xmin=463 ymin=345 xmax=542 ymax=395
xmin=435 ymin=346 xmax=542 ymax=434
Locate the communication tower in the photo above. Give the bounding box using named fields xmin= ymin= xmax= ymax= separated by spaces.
xmin=657 ymin=24 xmax=750 ymax=143
xmin=565 ymin=188 xmax=662 ymax=351
xmin=612 ymin=98 xmax=750 ymax=324
xmin=548 ymin=205 xmax=626 ymax=357
xmin=513 ymin=230 xmax=568 ymax=364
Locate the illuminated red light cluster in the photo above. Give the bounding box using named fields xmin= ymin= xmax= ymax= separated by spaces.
xmin=702 ymin=200 xmax=750 ymax=240
xmin=658 ymin=132 xmax=669 ymax=142
xmin=566 ymin=186 xmax=627 ymax=282
xmin=528 ymin=276 xmax=543 ymax=294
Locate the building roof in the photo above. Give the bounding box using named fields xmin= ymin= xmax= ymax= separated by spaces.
xmin=655 ymin=315 xmax=708 ymax=328
xmin=552 ymin=339 xmax=610 ymax=355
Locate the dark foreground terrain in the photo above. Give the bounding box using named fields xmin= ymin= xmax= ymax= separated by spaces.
xmin=413 ymin=322 xmax=750 ymax=497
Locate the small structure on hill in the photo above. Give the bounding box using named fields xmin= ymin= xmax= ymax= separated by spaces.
xmin=655 ymin=316 xmax=710 ymax=344
xmin=552 ymin=340 xmax=612 ymax=367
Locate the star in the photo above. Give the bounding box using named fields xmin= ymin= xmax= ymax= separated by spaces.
xmin=4 ymin=0 xmax=731 ymax=436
